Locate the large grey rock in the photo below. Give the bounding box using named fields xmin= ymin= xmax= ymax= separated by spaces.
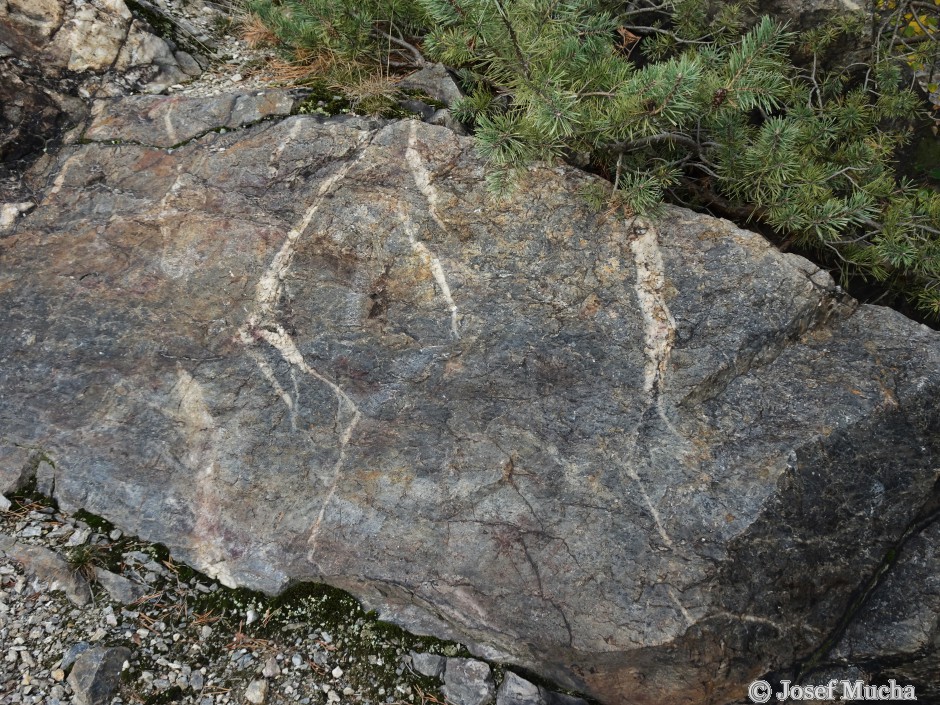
xmin=46 ymin=0 xmax=134 ymax=73
xmin=0 ymin=99 xmax=938 ymax=704
xmin=66 ymin=646 xmax=131 ymax=705
xmin=0 ymin=0 xmax=200 ymax=86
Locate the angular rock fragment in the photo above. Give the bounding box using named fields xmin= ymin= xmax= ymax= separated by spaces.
xmin=411 ymin=651 xmax=445 ymax=679
xmin=398 ymin=63 xmax=463 ymax=106
xmin=0 ymin=534 xmax=92 ymax=605
xmin=244 ymin=678 xmax=268 ymax=704
xmin=94 ymin=566 xmax=148 ymax=604
xmin=444 ymin=658 xmax=496 ymax=705
xmin=61 ymin=641 xmax=91 ymax=672
xmin=496 ymin=672 xmax=542 ymax=705
xmin=66 ymin=646 xmax=131 ymax=705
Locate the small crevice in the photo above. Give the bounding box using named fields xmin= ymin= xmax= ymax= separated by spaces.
xmin=679 ymin=281 xmax=857 ymax=408
xmin=79 ymin=110 xmax=300 ymax=152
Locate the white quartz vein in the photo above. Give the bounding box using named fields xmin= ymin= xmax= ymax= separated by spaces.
xmin=405 ymin=122 xmax=460 ymax=338
xmin=627 ymin=465 xmax=675 ymax=550
xmin=629 ymin=218 xmax=676 ymax=403
xmin=238 ymin=130 xmax=372 ymax=560
xmin=666 ymin=585 xmax=694 ymax=627
xmin=401 ymin=206 xmax=460 ymax=339
xmin=163 ymin=105 xmax=179 ymax=147
xmin=245 ymin=346 xmax=296 ymax=430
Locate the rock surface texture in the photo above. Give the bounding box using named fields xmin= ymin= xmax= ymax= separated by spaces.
xmin=1 ymin=96 xmax=939 ymax=705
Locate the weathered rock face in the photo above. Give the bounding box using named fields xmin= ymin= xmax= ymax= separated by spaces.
xmin=0 ymin=0 xmax=204 ymax=181
xmin=0 ymin=0 xmax=202 ymax=88
xmin=825 ymin=513 xmax=940 ymax=700
xmin=1 ymin=97 xmax=938 ymax=704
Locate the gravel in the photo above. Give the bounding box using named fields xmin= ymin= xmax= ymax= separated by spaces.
xmin=150 ymin=0 xmax=293 ymax=100
xmin=0 ymin=491 xmax=588 ymax=705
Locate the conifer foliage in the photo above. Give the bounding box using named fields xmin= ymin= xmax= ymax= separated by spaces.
xmin=245 ymin=0 xmax=940 ymax=317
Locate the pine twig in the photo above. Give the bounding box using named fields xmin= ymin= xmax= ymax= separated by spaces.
xmin=374 ymin=27 xmax=429 ymax=67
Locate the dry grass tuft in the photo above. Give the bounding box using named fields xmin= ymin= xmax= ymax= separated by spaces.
xmin=240 ymin=13 xmax=280 ymax=48
xmin=342 ymin=73 xmax=400 ymax=107
xmin=265 ymin=48 xmax=341 ymax=83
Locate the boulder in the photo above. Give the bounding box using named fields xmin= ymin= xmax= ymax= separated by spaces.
xmin=1 ymin=0 xmax=200 ymax=87
xmin=0 ymin=99 xmax=938 ymax=704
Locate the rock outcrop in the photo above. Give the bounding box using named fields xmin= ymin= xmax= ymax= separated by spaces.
xmin=0 ymin=0 xmax=206 ymax=187
xmin=1 ymin=94 xmax=938 ymax=704
xmin=0 ymin=0 xmax=203 ymax=90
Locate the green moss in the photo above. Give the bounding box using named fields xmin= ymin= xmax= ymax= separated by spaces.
xmin=124 ymin=0 xmax=176 ymax=43
xmin=73 ymin=509 xmax=114 ymax=533
xmin=377 ymin=102 xmax=422 ymax=119
xmin=290 ymin=82 xmax=435 ymax=119
xmin=292 ymin=84 xmax=353 ymax=117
